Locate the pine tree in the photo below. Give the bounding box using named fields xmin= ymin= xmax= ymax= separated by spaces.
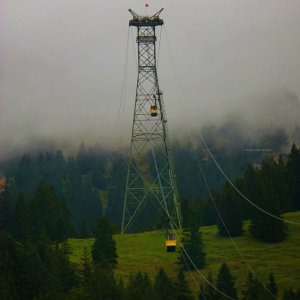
xmin=0 ymin=231 xmax=46 ymax=300
xmin=217 ymin=182 xmax=243 ymax=237
xmin=126 ymin=271 xmax=154 ymax=300
xmin=215 ymin=263 xmax=238 ymax=300
xmin=15 ymin=153 xmax=39 ymax=200
xmin=30 ymin=183 xmax=72 ymax=242
xmin=12 ymin=193 xmax=30 ymax=241
xmin=88 ymin=266 xmax=121 ymax=300
xmin=92 ymin=217 xmax=118 ymax=268
xmin=199 ymin=271 xmax=216 ymax=300
xmin=179 ymin=225 xmax=206 ymax=270
xmin=174 ymin=269 xmax=193 ymax=300
xmin=241 ymin=272 xmax=267 ymax=300
xmin=153 ymin=267 xmax=176 ymax=300
xmin=66 ymin=248 xmax=92 ymax=300
xmin=241 ymin=165 xmax=261 ymax=220
xmin=106 ymin=157 xmax=127 ymax=228
xmin=249 ymin=159 xmax=288 ymax=243
xmin=286 ymin=143 xmax=300 ymax=211
xmin=242 ymin=272 xmax=277 ymax=300
xmin=0 ymin=188 xmax=13 ymax=232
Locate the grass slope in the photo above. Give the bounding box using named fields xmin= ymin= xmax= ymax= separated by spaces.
xmin=69 ymin=211 xmax=300 ymax=296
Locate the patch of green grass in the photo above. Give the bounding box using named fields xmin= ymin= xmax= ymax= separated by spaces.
xmin=69 ymin=211 xmax=300 ymax=297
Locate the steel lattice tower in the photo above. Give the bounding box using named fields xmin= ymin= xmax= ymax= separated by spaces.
xmin=121 ymin=9 xmax=181 ymax=233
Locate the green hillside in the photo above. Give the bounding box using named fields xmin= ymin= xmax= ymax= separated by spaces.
xmin=69 ymin=211 xmax=300 ymax=297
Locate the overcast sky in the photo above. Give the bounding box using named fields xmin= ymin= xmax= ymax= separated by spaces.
xmin=1 ymin=0 xmax=300 ymax=159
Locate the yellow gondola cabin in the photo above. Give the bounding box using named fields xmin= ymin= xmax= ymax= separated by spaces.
xmin=150 ymin=105 xmax=158 ymax=117
xmin=165 ymin=234 xmax=176 ymax=252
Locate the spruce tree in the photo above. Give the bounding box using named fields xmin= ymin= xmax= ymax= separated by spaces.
xmin=242 ymin=272 xmax=265 ymax=300
xmin=153 ymin=267 xmax=176 ymax=300
xmin=174 ymin=269 xmax=193 ymax=300
xmin=30 ymin=183 xmax=72 ymax=242
xmin=241 ymin=272 xmax=268 ymax=300
xmin=0 ymin=188 xmax=13 ymax=232
xmin=88 ymin=266 xmax=121 ymax=300
xmin=216 ymin=263 xmax=238 ymax=300
xmin=217 ymin=182 xmax=243 ymax=237
xmin=12 ymin=193 xmax=30 ymax=241
xmin=179 ymin=225 xmax=206 ymax=270
xmin=92 ymin=217 xmax=117 ymax=268
xmin=249 ymin=159 xmax=288 ymax=243
xmin=199 ymin=271 xmax=216 ymax=300
xmin=126 ymin=271 xmax=154 ymax=300
xmin=286 ymin=143 xmax=300 ymax=211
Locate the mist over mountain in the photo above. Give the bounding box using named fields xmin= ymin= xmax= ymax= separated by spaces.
xmin=177 ymin=89 xmax=300 ymax=154
xmin=2 ymin=1 xmax=300 ymax=161
xmin=1 ymin=88 xmax=299 ymax=162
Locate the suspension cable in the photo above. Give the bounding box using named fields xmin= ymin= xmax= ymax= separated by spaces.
xmin=199 ymin=135 xmax=300 ymax=226
xmin=156 ymin=26 xmax=162 ymax=69
xmin=113 ymin=27 xmax=130 ymax=131
xmin=195 ymin=154 xmax=276 ymax=299
xmin=163 ymin=25 xmax=300 ymax=227
xmin=151 ymin=144 xmax=236 ymax=300
xmin=162 ymin=24 xmax=287 ymax=297
xmin=130 ymin=27 xmax=138 ymax=69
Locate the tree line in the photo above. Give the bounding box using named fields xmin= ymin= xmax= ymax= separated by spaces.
xmin=183 ymin=143 xmax=300 ymax=243
xmin=1 ymin=178 xmax=299 ymax=299
xmin=1 ymin=138 xmax=277 ymax=233
xmin=1 ymin=142 xmax=300 ymax=298
xmin=1 ymin=225 xmax=299 ymax=299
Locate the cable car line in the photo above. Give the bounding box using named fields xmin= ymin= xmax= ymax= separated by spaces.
xmin=130 ymin=27 xmax=138 ymax=69
xmin=198 ymin=134 xmax=300 ymax=226
xmin=195 ymin=154 xmax=276 ymax=299
xmin=163 ymin=24 xmax=300 ymax=227
xmin=160 ymin=25 xmax=292 ymax=298
xmin=119 ymin=16 xmax=294 ymax=299
xmin=169 ymin=218 xmax=236 ymax=300
xmin=151 ymin=145 xmax=236 ymax=300
xmin=113 ymin=27 xmax=130 ymax=132
xmin=156 ymin=26 xmax=162 ymax=69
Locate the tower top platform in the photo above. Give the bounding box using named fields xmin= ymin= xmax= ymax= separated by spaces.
xmin=128 ymin=8 xmax=164 ymax=27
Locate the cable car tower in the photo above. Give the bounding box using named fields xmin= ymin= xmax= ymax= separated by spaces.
xmin=121 ymin=8 xmax=181 ymax=233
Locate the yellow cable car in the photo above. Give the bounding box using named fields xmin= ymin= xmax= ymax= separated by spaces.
xmin=150 ymin=105 xmax=158 ymax=117
xmin=165 ymin=233 xmax=176 ymax=252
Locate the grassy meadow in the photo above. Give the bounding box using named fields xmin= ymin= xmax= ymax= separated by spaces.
xmin=69 ymin=211 xmax=300 ymax=296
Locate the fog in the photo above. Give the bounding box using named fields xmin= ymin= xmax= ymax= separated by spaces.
xmin=1 ymin=0 xmax=300 ymax=159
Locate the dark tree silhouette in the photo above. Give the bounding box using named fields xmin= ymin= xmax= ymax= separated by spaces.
xmin=174 ymin=269 xmax=193 ymax=300
xmin=92 ymin=217 xmax=117 ymax=268
xmin=217 ymin=182 xmax=243 ymax=237
xmin=249 ymin=159 xmax=288 ymax=243
xmin=199 ymin=271 xmax=216 ymax=300
xmin=179 ymin=225 xmax=206 ymax=270
xmin=126 ymin=271 xmax=154 ymax=300
xmin=286 ymin=143 xmax=300 ymax=211
xmin=153 ymin=267 xmax=176 ymax=300
xmin=216 ymin=263 xmax=238 ymax=300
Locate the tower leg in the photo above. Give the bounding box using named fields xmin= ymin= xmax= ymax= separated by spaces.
xmin=122 ymin=13 xmax=181 ymax=233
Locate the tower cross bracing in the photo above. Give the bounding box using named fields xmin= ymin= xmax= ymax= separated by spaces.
xmin=121 ymin=9 xmax=181 ymax=233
